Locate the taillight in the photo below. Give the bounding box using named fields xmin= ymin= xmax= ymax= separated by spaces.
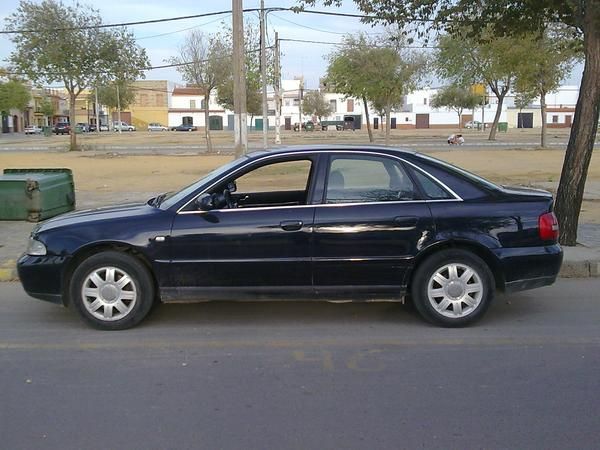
xmin=539 ymin=212 xmax=559 ymax=241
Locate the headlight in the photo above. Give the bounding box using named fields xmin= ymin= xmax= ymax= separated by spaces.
xmin=27 ymin=238 xmax=47 ymax=256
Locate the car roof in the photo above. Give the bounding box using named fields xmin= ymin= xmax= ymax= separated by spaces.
xmin=246 ymin=144 xmax=418 ymax=159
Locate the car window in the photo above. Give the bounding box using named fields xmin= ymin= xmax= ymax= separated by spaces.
xmin=325 ymin=155 xmax=417 ymax=204
xmin=407 ymin=166 xmax=454 ymax=200
xmin=235 ymin=160 xmax=312 ymax=194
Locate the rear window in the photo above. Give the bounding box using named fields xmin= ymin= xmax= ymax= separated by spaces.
xmin=412 ymin=154 xmax=500 ymax=200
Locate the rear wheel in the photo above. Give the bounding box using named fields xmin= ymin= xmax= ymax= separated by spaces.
xmin=69 ymin=251 xmax=155 ymax=330
xmin=411 ymin=249 xmax=494 ymax=327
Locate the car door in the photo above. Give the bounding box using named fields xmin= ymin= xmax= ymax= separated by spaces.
xmin=169 ymin=155 xmax=318 ymax=292
xmin=312 ymin=153 xmax=434 ymax=294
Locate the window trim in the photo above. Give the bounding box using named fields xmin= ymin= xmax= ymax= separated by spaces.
xmin=176 ymin=150 xmax=461 ymax=214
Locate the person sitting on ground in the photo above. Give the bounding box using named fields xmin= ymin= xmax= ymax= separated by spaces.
xmin=456 ymin=134 xmax=464 ymax=145
xmin=447 ymin=134 xmax=456 ymax=145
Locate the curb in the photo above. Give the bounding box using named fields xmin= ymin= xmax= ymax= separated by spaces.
xmin=0 ymin=260 xmax=18 ymax=282
xmin=0 ymin=258 xmax=598 ymax=283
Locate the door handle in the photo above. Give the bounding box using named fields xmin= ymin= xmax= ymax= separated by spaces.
xmin=280 ymin=220 xmax=303 ymax=231
xmin=393 ymin=216 xmax=419 ymax=230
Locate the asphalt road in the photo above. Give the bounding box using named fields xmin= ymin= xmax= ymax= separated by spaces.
xmin=1 ymin=280 xmax=599 ymax=450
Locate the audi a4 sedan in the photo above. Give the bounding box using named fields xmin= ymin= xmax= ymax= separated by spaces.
xmin=18 ymin=145 xmax=562 ymax=330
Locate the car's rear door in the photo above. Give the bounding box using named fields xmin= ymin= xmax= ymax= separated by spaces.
xmin=312 ymin=152 xmax=434 ymax=295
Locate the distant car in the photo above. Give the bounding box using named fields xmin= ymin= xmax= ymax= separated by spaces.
xmin=53 ymin=123 xmax=70 ymax=135
xmin=113 ymin=121 xmax=135 ymax=132
xmin=148 ymin=123 xmax=168 ymax=132
xmin=17 ymin=145 xmax=562 ymax=330
xmin=465 ymin=121 xmax=483 ymax=129
xmin=75 ymin=123 xmax=90 ymax=133
xmin=89 ymin=124 xmax=109 ymax=132
xmin=24 ymin=125 xmax=43 ymax=135
xmin=171 ymin=124 xmax=197 ymax=132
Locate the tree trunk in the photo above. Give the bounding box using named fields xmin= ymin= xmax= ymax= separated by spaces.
xmin=385 ymin=104 xmax=391 ymax=146
xmin=554 ymin=13 xmax=600 ymax=246
xmin=69 ymin=91 xmax=77 ymax=151
xmin=539 ymin=88 xmax=547 ymax=148
xmin=487 ymin=90 xmax=506 ymax=141
xmin=362 ymin=95 xmax=373 ymax=142
xmin=204 ymin=88 xmax=213 ymax=153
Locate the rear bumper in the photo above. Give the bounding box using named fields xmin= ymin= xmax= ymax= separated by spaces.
xmin=17 ymin=254 xmax=69 ymax=305
xmin=495 ymin=244 xmax=563 ymax=292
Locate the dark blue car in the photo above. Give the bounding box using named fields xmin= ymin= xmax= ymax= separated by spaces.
xmin=18 ymin=145 xmax=562 ymax=330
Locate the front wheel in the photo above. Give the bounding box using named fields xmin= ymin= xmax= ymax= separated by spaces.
xmin=411 ymin=249 xmax=494 ymax=327
xmin=69 ymin=251 xmax=155 ymax=330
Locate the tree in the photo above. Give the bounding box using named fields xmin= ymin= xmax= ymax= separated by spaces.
xmin=302 ymin=90 xmax=332 ymax=121
xmin=430 ymin=84 xmax=480 ymax=130
xmin=169 ymin=30 xmax=230 ymax=153
xmin=39 ymin=96 xmax=55 ymax=125
xmin=514 ymin=28 xmax=577 ymax=147
xmin=0 ymin=79 xmax=31 ymax=116
xmin=94 ymin=81 xmax=137 ymax=111
xmin=300 ymin=0 xmax=600 ymax=246
xmin=513 ymin=90 xmax=536 ymax=129
xmin=216 ymin=22 xmax=270 ymax=130
xmin=436 ymin=31 xmax=527 ymax=140
xmin=326 ymin=33 xmax=426 ymax=144
xmin=5 ymin=0 xmax=149 ymax=151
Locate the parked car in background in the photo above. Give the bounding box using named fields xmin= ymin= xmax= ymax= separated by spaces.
xmin=465 ymin=121 xmax=483 ymax=129
xmin=89 ymin=124 xmax=109 ymax=132
xmin=75 ymin=123 xmax=90 ymax=133
xmin=148 ymin=123 xmax=168 ymax=132
xmin=17 ymin=145 xmax=562 ymax=330
xmin=113 ymin=121 xmax=136 ymax=132
xmin=24 ymin=125 xmax=43 ymax=135
xmin=53 ymin=123 xmax=70 ymax=135
xmin=171 ymin=124 xmax=198 ymax=132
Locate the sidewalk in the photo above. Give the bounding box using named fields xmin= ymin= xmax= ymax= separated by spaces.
xmin=1 ymin=191 xmax=599 ymax=281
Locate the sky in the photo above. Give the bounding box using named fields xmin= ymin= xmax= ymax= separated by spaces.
xmin=0 ymin=0 xmax=582 ymax=90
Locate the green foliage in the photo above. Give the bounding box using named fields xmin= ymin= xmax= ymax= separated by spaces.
xmin=93 ymin=81 xmax=137 ymax=110
xmin=302 ymin=90 xmax=332 ymax=120
xmin=0 ymin=79 xmax=31 ymax=114
xmin=431 ymin=84 xmax=480 ymax=118
xmin=513 ymin=91 xmax=536 ymax=111
xmin=5 ymin=0 xmax=149 ymax=94
xmin=39 ymin=96 xmax=55 ymax=118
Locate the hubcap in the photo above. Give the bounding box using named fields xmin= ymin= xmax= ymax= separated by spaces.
xmin=81 ymin=267 xmax=137 ymax=321
xmin=427 ymin=263 xmax=483 ymax=318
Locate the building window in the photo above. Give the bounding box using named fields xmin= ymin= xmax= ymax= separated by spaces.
xmin=423 ymin=98 xmax=427 ymax=105
xmin=330 ymin=99 xmax=337 ymax=112
xmin=552 ymin=115 xmax=559 ymax=123
xmin=285 ymin=100 xmax=291 ymax=107
xmin=201 ymin=99 xmax=206 ymax=110
xmin=347 ymin=99 xmax=354 ymax=112
xmin=190 ymin=100 xmax=196 ymax=109
xmin=183 ymin=116 xmax=193 ymax=125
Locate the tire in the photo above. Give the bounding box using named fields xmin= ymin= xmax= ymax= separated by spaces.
xmin=410 ymin=249 xmax=494 ymax=327
xmin=69 ymin=251 xmax=155 ymax=330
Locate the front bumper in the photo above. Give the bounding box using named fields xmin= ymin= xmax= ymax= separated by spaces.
xmin=495 ymin=244 xmax=563 ymax=292
xmin=17 ymin=254 xmax=70 ymax=305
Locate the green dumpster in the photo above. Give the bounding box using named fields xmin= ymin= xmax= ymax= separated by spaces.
xmin=42 ymin=126 xmax=52 ymax=137
xmin=305 ymin=121 xmax=315 ymax=131
xmin=497 ymin=122 xmax=508 ymax=132
xmin=0 ymin=168 xmax=75 ymax=221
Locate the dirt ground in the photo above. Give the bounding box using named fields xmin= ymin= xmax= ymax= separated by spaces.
xmin=1 ymin=147 xmax=599 ymax=223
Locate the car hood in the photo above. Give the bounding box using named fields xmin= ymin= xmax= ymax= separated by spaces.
xmin=35 ymin=202 xmax=154 ymax=233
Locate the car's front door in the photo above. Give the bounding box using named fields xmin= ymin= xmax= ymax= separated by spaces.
xmin=312 ymin=153 xmax=434 ymax=295
xmin=169 ymin=156 xmax=317 ymax=293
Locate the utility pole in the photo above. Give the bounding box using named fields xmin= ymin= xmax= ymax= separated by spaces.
xmin=232 ymin=0 xmax=247 ymax=157
xmin=116 ymin=83 xmax=122 ymax=134
xmin=95 ymin=88 xmax=100 ymax=134
xmin=260 ymin=0 xmax=268 ymax=149
xmin=274 ymin=31 xmax=281 ymax=145
xmin=298 ymin=77 xmax=304 ymax=127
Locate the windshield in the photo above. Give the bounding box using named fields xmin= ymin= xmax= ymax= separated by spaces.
xmin=159 ymin=156 xmax=248 ymax=210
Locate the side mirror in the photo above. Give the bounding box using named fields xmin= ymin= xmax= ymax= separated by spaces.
xmin=195 ymin=193 xmax=214 ymax=211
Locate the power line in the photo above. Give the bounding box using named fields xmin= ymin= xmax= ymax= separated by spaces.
xmin=280 ymin=38 xmax=438 ymax=49
xmin=136 ymin=15 xmax=230 ymax=40
xmin=270 ymin=13 xmax=364 ymax=36
xmin=1 ymin=7 xmax=441 ymax=35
